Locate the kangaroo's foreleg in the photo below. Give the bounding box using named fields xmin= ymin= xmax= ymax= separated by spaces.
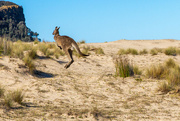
xmin=64 ymin=49 xmax=74 ymax=69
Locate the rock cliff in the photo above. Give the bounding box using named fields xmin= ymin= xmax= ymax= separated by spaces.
xmin=0 ymin=1 xmax=38 ymax=41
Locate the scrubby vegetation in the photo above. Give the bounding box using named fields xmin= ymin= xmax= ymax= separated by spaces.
xmin=114 ymin=55 xmax=134 ymax=78
xmin=0 ymin=84 xmax=25 ymax=109
xmin=145 ymin=58 xmax=180 ymax=93
xmin=0 ymin=37 xmax=65 ymax=74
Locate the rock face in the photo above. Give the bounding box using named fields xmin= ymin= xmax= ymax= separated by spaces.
xmin=0 ymin=1 xmax=38 ymax=41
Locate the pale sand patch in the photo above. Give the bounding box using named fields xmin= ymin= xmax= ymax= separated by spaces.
xmin=0 ymin=39 xmax=180 ymax=120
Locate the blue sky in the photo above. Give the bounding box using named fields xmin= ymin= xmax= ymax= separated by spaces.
xmin=4 ymin=0 xmax=180 ymax=43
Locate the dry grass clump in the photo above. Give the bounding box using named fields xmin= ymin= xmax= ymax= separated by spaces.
xmin=11 ymin=89 xmax=24 ymax=105
xmin=165 ymin=58 xmax=176 ymax=68
xmin=139 ymin=49 xmax=148 ymax=55
xmin=146 ymin=64 xmax=167 ymax=79
xmin=114 ymin=55 xmax=134 ymax=78
xmin=2 ymin=87 xmax=25 ymax=108
xmin=11 ymin=40 xmax=33 ymax=59
xmin=146 ymin=58 xmax=180 ymax=93
xmin=164 ymin=47 xmax=177 ymax=56
xmin=95 ymin=47 xmax=104 ymax=55
xmin=126 ymin=48 xmax=139 ymax=55
xmin=37 ymin=42 xmax=48 ymax=56
xmin=117 ymin=48 xmax=138 ymax=55
xmin=117 ymin=49 xmax=126 ymax=55
xmin=23 ymin=55 xmax=36 ymax=74
xmin=150 ymin=48 xmax=158 ymax=55
xmin=133 ymin=65 xmax=142 ymax=75
xmin=146 ymin=58 xmax=177 ymax=79
xmin=4 ymin=93 xmax=13 ymax=108
xmin=34 ymin=39 xmax=39 ymax=44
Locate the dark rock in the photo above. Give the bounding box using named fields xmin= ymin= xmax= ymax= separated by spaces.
xmin=0 ymin=1 xmax=40 ymax=42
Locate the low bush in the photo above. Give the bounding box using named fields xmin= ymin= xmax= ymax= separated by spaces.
xmin=114 ymin=55 xmax=134 ymax=78
xmin=164 ymin=47 xmax=177 ymax=56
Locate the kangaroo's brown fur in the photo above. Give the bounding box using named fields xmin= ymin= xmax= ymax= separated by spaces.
xmin=52 ymin=26 xmax=88 ymax=69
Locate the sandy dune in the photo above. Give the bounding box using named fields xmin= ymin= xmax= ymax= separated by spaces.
xmin=0 ymin=39 xmax=180 ymax=120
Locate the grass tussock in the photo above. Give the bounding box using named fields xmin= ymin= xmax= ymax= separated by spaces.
xmin=146 ymin=64 xmax=167 ymax=79
xmin=23 ymin=54 xmax=36 ymax=74
xmin=133 ymin=65 xmax=142 ymax=75
xmin=126 ymin=48 xmax=138 ymax=55
xmin=139 ymin=49 xmax=148 ymax=55
xmin=114 ymin=55 xmax=134 ymax=78
xmin=145 ymin=58 xmax=180 ymax=94
xmin=150 ymin=48 xmax=158 ymax=55
xmin=164 ymin=47 xmax=177 ymax=56
xmin=117 ymin=48 xmax=138 ymax=55
xmin=95 ymin=47 xmax=105 ymax=55
xmin=3 ymin=89 xmax=25 ymax=108
xmin=4 ymin=93 xmax=13 ymax=108
xmin=11 ymin=89 xmax=24 ymax=105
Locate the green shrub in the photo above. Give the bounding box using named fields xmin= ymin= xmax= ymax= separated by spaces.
xmin=114 ymin=55 xmax=134 ymax=78
xmin=164 ymin=47 xmax=177 ymax=56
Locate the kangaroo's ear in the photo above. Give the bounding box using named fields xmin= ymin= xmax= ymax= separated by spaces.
xmin=58 ymin=27 xmax=60 ymax=30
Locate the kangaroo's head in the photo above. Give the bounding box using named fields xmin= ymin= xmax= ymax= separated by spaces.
xmin=52 ymin=26 xmax=60 ymax=35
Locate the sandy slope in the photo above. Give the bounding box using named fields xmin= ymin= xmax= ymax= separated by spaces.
xmin=0 ymin=39 xmax=180 ymax=120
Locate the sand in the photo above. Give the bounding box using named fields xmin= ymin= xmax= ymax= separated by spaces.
xmin=0 ymin=39 xmax=180 ymax=120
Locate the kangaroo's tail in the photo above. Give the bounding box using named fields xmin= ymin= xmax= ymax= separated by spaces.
xmin=72 ymin=43 xmax=89 ymax=56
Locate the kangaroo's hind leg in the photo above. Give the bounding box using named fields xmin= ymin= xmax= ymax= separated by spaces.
xmin=64 ymin=49 xmax=74 ymax=69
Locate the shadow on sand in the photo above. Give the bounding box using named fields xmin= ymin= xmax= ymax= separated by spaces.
xmin=33 ymin=70 xmax=54 ymax=78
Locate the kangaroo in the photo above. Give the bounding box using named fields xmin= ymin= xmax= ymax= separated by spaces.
xmin=52 ymin=26 xmax=89 ymax=69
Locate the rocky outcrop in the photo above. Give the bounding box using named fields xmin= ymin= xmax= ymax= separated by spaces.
xmin=0 ymin=1 xmax=39 ymax=42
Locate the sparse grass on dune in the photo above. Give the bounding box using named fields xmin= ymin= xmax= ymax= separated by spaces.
xmin=146 ymin=64 xmax=167 ymax=79
xmin=150 ymin=48 xmax=158 ymax=55
xmin=23 ymin=55 xmax=36 ymax=74
xmin=12 ymin=89 xmax=24 ymax=105
xmin=95 ymin=47 xmax=105 ymax=55
xmin=164 ymin=47 xmax=178 ymax=56
xmin=139 ymin=49 xmax=148 ymax=55
xmin=3 ymin=89 xmax=25 ymax=108
xmin=117 ymin=48 xmax=138 ymax=55
xmin=145 ymin=58 xmax=180 ymax=93
xmin=126 ymin=48 xmax=138 ymax=55
xmin=114 ymin=55 xmax=134 ymax=78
